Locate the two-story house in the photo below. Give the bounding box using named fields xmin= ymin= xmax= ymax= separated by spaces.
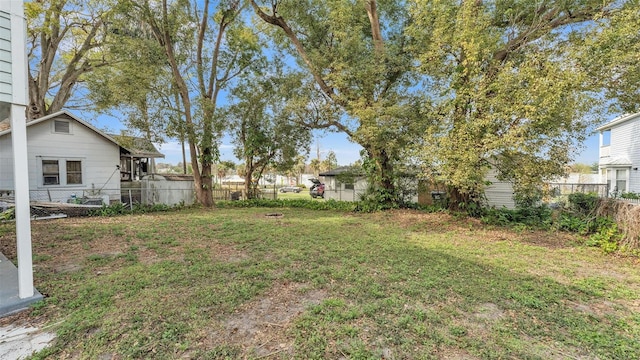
xmin=597 ymin=112 xmax=640 ymax=195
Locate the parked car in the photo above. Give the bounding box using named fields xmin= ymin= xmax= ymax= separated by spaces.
xmin=309 ymin=178 xmax=325 ymax=199
xmin=279 ymin=186 xmax=301 ymax=193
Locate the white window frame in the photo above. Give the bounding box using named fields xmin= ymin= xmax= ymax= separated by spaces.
xmin=601 ymin=129 xmax=611 ymax=147
xmin=52 ymin=119 xmax=72 ymax=135
xmin=38 ymin=157 xmax=85 ymax=188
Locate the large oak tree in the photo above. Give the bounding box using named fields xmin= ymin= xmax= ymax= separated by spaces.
xmin=251 ymin=0 xmax=424 ymax=205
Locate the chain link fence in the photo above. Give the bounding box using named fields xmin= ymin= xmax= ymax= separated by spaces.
xmin=546 ymin=183 xmax=609 ymax=198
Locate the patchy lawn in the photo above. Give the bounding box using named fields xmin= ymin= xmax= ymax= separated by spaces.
xmin=1 ymin=208 xmax=639 ymax=359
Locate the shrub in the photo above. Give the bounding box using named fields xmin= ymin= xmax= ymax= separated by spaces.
xmin=481 ymin=206 xmax=552 ymax=229
xmin=567 ymin=193 xmax=598 ymax=215
xmin=620 ymin=192 xmax=640 ymax=200
xmin=215 ymin=198 xmax=445 ymax=214
xmin=89 ymin=202 xmax=185 ymax=217
xmin=586 ymin=222 xmax=621 ymax=254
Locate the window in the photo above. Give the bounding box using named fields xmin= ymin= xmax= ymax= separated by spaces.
xmin=54 ymin=120 xmax=70 ymax=134
xmin=616 ymin=169 xmax=627 ymax=192
xmin=42 ymin=160 xmax=60 ymax=185
xmin=602 ymin=129 xmax=611 ymax=146
xmin=66 ymin=161 xmax=82 ymax=184
xmin=344 ymin=183 xmax=355 ymax=190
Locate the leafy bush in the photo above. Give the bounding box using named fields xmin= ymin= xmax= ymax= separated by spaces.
xmin=586 ymin=222 xmax=621 ymax=253
xmin=89 ymin=202 xmax=184 ymax=217
xmin=620 ymin=192 xmax=640 ymax=200
xmin=215 ymin=198 xmax=445 ymax=214
xmin=0 ymin=207 xmax=15 ymax=220
xmin=567 ymin=193 xmax=599 ymax=215
xmin=481 ymin=206 xmax=552 ymax=229
xmin=215 ymin=198 xmax=360 ymax=211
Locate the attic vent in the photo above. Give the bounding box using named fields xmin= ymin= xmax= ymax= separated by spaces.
xmin=54 ymin=120 xmax=70 ymax=133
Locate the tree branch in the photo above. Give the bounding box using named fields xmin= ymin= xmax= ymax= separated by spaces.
xmin=250 ymin=0 xmax=343 ymax=106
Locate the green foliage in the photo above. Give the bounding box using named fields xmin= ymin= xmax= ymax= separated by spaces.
xmin=481 ymin=192 xmax=627 ymax=253
xmin=620 ymin=192 xmax=640 ymax=200
xmin=216 ymin=198 xmax=443 ymax=214
xmin=481 ymin=206 xmax=553 ymax=229
xmin=253 ymin=0 xmax=423 ymax=208
xmin=409 ymin=0 xmax=609 ymax=209
xmin=224 ymin=59 xmax=312 ymax=197
xmin=581 ymin=2 xmax=640 ymax=113
xmin=567 ymin=193 xmax=599 ymax=215
xmin=0 ymin=207 xmax=15 ymax=221
xmin=216 ymin=199 xmax=359 ymax=212
xmin=587 ymin=222 xmax=622 ymax=254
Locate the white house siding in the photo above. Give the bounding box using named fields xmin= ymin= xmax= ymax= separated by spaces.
xmin=322 ymin=176 xmax=420 ymax=203
xmin=598 ymin=113 xmax=640 ymax=194
xmin=0 ymin=117 xmax=121 ymax=202
xmin=322 ymin=177 xmax=368 ymax=202
xmin=484 ymin=168 xmax=516 ymax=209
xmin=0 ymin=7 xmax=12 ymax=103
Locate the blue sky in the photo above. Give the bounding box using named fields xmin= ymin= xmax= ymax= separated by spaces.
xmin=91 ymin=111 xmax=604 ymax=168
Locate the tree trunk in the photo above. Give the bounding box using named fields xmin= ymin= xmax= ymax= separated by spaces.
xmin=244 ymin=170 xmax=252 ymax=199
xmin=364 ymin=144 xmax=396 ymax=203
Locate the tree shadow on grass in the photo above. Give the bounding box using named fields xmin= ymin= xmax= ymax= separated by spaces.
xmin=288 ymin=240 xmax=639 ymax=359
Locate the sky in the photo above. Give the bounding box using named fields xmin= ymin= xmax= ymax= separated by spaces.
xmin=90 ymin=111 xmax=605 ymax=168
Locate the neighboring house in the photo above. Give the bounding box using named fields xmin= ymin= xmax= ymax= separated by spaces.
xmin=0 ymin=110 xmax=164 ymax=204
xmin=319 ymin=166 xmax=516 ymax=208
xmin=484 ymin=168 xmax=516 ymax=209
xmin=597 ymin=112 xmax=640 ymax=195
xmin=319 ymin=166 xmax=368 ymax=202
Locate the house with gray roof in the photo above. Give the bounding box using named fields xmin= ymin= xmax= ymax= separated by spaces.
xmin=0 ymin=110 xmax=164 ymax=203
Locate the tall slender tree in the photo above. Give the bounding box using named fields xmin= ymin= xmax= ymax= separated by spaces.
xmin=127 ymin=0 xmax=260 ymax=206
xmin=225 ymin=64 xmax=312 ymax=198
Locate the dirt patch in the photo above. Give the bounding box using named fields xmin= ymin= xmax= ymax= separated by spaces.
xmin=210 ymin=282 xmax=327 ymax=357
xmin=567 ymin=300 xmax=619 ymax=317
xmin=436 ymin=347 xmax=481 ymax=360
xmin=473 ymin=302 xmax=504 ymax=322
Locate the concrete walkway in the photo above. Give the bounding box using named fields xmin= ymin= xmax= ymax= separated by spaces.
xmin=0 ymin=252 xmax=51 ymax=358
xmin=0 ymin=323 xmax=55 ymax=359
xmin=0 ymin=253 xmax=43 ymax=317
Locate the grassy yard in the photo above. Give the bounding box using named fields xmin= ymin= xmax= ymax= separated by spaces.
xmin=276 ymin=191 xmax=320 ymax=201
xmin=1 ymin=208 xmax=639 ymax=359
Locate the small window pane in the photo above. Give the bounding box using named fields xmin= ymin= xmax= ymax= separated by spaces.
xmin=602 ymin=130 xmax=611 ymax=146
xmin=42 ymin=160 xmax=59 ymax=185
xmin=54 ymin=120 xmax=70 ymax=133
xmin=67 ymin=161 xmax=82 ymax=184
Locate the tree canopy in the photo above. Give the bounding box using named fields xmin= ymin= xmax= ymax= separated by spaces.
xmin=25 ymin=0 xmax=639 ymax=208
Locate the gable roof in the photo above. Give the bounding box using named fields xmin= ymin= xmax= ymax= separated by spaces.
xmin=108 ymin=134 xmax=164 ymax=158
xmin=0 ymin=110 xmax=164 ymax=158
xmin=596 ymin=112 xmax=640 ymax=131
xmin=319 ymin=166 xmax=366 ymax=177
xmin=0 ymin=110 xmax=120 ymax=144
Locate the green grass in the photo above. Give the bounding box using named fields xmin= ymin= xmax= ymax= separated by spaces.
xmin=2 ymin=208 xmax=639 ymax=359
xmin=276 ymin=191 xmax=321 ymax=201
